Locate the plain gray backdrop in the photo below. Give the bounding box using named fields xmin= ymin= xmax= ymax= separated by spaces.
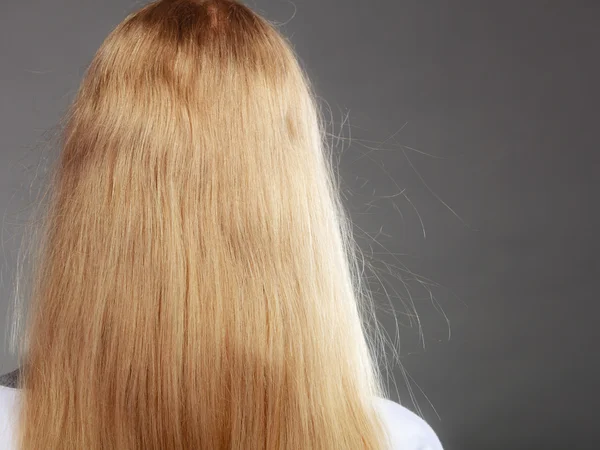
xmin=1 ymin=1 xmax=598 ymax=449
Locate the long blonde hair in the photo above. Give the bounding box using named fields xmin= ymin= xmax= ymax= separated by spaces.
xmin=10 ymin=0 xmax=391 ymax=448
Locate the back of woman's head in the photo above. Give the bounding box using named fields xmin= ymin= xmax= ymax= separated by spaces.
xmin=14 ymin=0 xmax=390 ymax=448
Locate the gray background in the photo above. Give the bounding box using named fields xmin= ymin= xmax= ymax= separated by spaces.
xmin=1 ymin=1 xmax=598 ymax=449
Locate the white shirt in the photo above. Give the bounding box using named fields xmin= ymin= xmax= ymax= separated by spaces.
xmin=0 ymin=385 xmax=443 ymax=449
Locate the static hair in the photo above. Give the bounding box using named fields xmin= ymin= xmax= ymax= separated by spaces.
xmin=10 ymin=0 xmax=392 ymax=448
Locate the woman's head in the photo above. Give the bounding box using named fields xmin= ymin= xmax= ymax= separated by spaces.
xmin=14 ymin=1 xmax=389 ymax=448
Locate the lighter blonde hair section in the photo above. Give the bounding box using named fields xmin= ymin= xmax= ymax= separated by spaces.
xmin=9 ymin=0 xmax=393 ymax=448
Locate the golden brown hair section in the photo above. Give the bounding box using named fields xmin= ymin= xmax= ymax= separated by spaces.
xmin=13 ymin=1 xmax=391 ymax=449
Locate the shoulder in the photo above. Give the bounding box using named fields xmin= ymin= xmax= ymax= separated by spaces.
xmin=0 ymin=387 xmax=445 ymax=450
xmin=373 ymin=396 xmax=443 ymax=450
xmin=0 ymin=385 xmax=20 ymax=448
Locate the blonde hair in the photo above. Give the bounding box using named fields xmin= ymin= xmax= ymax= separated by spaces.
xmin=10 ymin=0 xmax=392 ymax=448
